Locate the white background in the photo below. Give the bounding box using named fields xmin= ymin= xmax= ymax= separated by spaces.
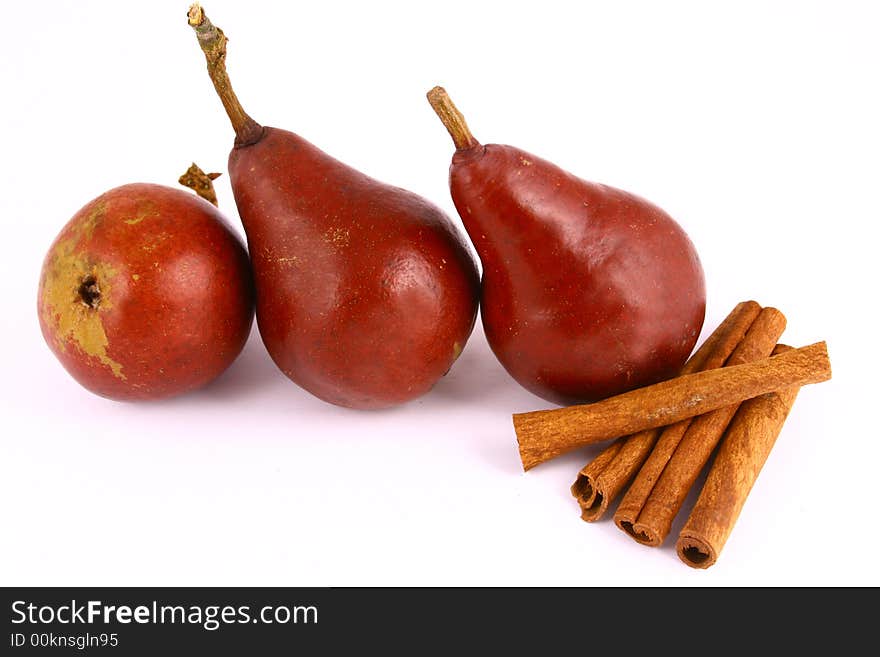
xmin=2 ymin=0 xmax=877 ymax=586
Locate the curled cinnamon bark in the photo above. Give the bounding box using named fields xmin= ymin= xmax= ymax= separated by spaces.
xmin=619 ymin=307 xmax=787 ymax=546
xmin=572 ymin=300 xmax=761 ymax=521
xmin=513 ymin=341 xmax=831 ymax=471
xmin=677 ymin=345 xmax=800 ymax=569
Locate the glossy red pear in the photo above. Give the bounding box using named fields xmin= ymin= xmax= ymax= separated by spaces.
xmin=189 ymin=6 xmax=479 ymax=409
xmin=427 ymin=87 xmax=706 ymax=405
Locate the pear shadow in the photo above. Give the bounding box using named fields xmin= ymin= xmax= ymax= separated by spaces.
xmin=194 ymin=325 xmax=290 ymax=402
xmin=419 ymin=321 xmax=571 ymax=475
xmin=189 ymin=325 xmax=453 ymax=415
xmin=429 ymin=322 xmax=540 ymax=411
xmin=552 ymin=444 xmax=609 ymax=495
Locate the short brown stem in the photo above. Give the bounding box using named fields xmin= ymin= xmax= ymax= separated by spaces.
xmin=427 ymin=86 xmax=480 ymax=151
xmin=179 ymin=162 xmax=221 ymax=206
xmin=188 ymin=3 xmax=263 ymax=147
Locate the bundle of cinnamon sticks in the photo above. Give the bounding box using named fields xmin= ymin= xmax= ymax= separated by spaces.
xmin=512 ymin=300 xmax=832 ymax=569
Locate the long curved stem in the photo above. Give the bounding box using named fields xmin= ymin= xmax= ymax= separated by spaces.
xmin=188 ymin=3 xmax=263 ymax=147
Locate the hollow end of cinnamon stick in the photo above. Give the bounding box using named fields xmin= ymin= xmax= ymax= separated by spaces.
xmin=677 ymin=534 xmax=717 ymax=569
xmin=570 ymin=439 xmax=624 ymax=520
xmin=573 ymin=466 xmax=620 ymax=522
xmin=632 ymin=523 xmax=664 ymax=547
xmin=571 ymin=474 xmax=608 ymax=522
xmin=571 ymin=473 xmax=596 ymax=508
xmin=616 ymin=519 xmax=661 ymax=546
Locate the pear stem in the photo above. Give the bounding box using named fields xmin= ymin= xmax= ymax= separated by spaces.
xmin=188 ymin=3 xmax=263 ymax=147
xmin=179 ymin=162 xmax=222 ymax=206
xmin=427 ymin=86 xmax=480 ymax=151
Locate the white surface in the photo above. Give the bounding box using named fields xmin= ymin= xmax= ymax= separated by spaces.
xmin=2 ymin=0 xmax=877 ymax=586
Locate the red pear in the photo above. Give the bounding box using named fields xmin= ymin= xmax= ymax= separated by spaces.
xmin=37 ymin=180 xmax=254 ymax=400
xmin=189 ymin=7 xmax=479 ymax=409
xmin=427 ymin=87 xmax=706 ymax=405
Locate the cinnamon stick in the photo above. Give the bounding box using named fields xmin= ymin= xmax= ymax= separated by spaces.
xmin=619 ymin=307 xmax=787 ymax=546
xmin=513 ymin=341 xmax=831 ymax=471
xmin=677 ymin=345 xmax=799 ymax=569
xmin=571 ymin=300 xmax=762 ymax=521
xmin=571 ymin=439 xmax=624 ymax=510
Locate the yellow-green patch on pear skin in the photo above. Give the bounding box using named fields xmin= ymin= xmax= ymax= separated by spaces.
xmin=452 ymin=341 xmax=463 ymax=361
xmin=124 ymin=199 xmax=160 ymax=225
xmin=40 ymin=205 xmax=126 ymax=380
xmin=78 ymin=200 xmax=107 ymax=239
